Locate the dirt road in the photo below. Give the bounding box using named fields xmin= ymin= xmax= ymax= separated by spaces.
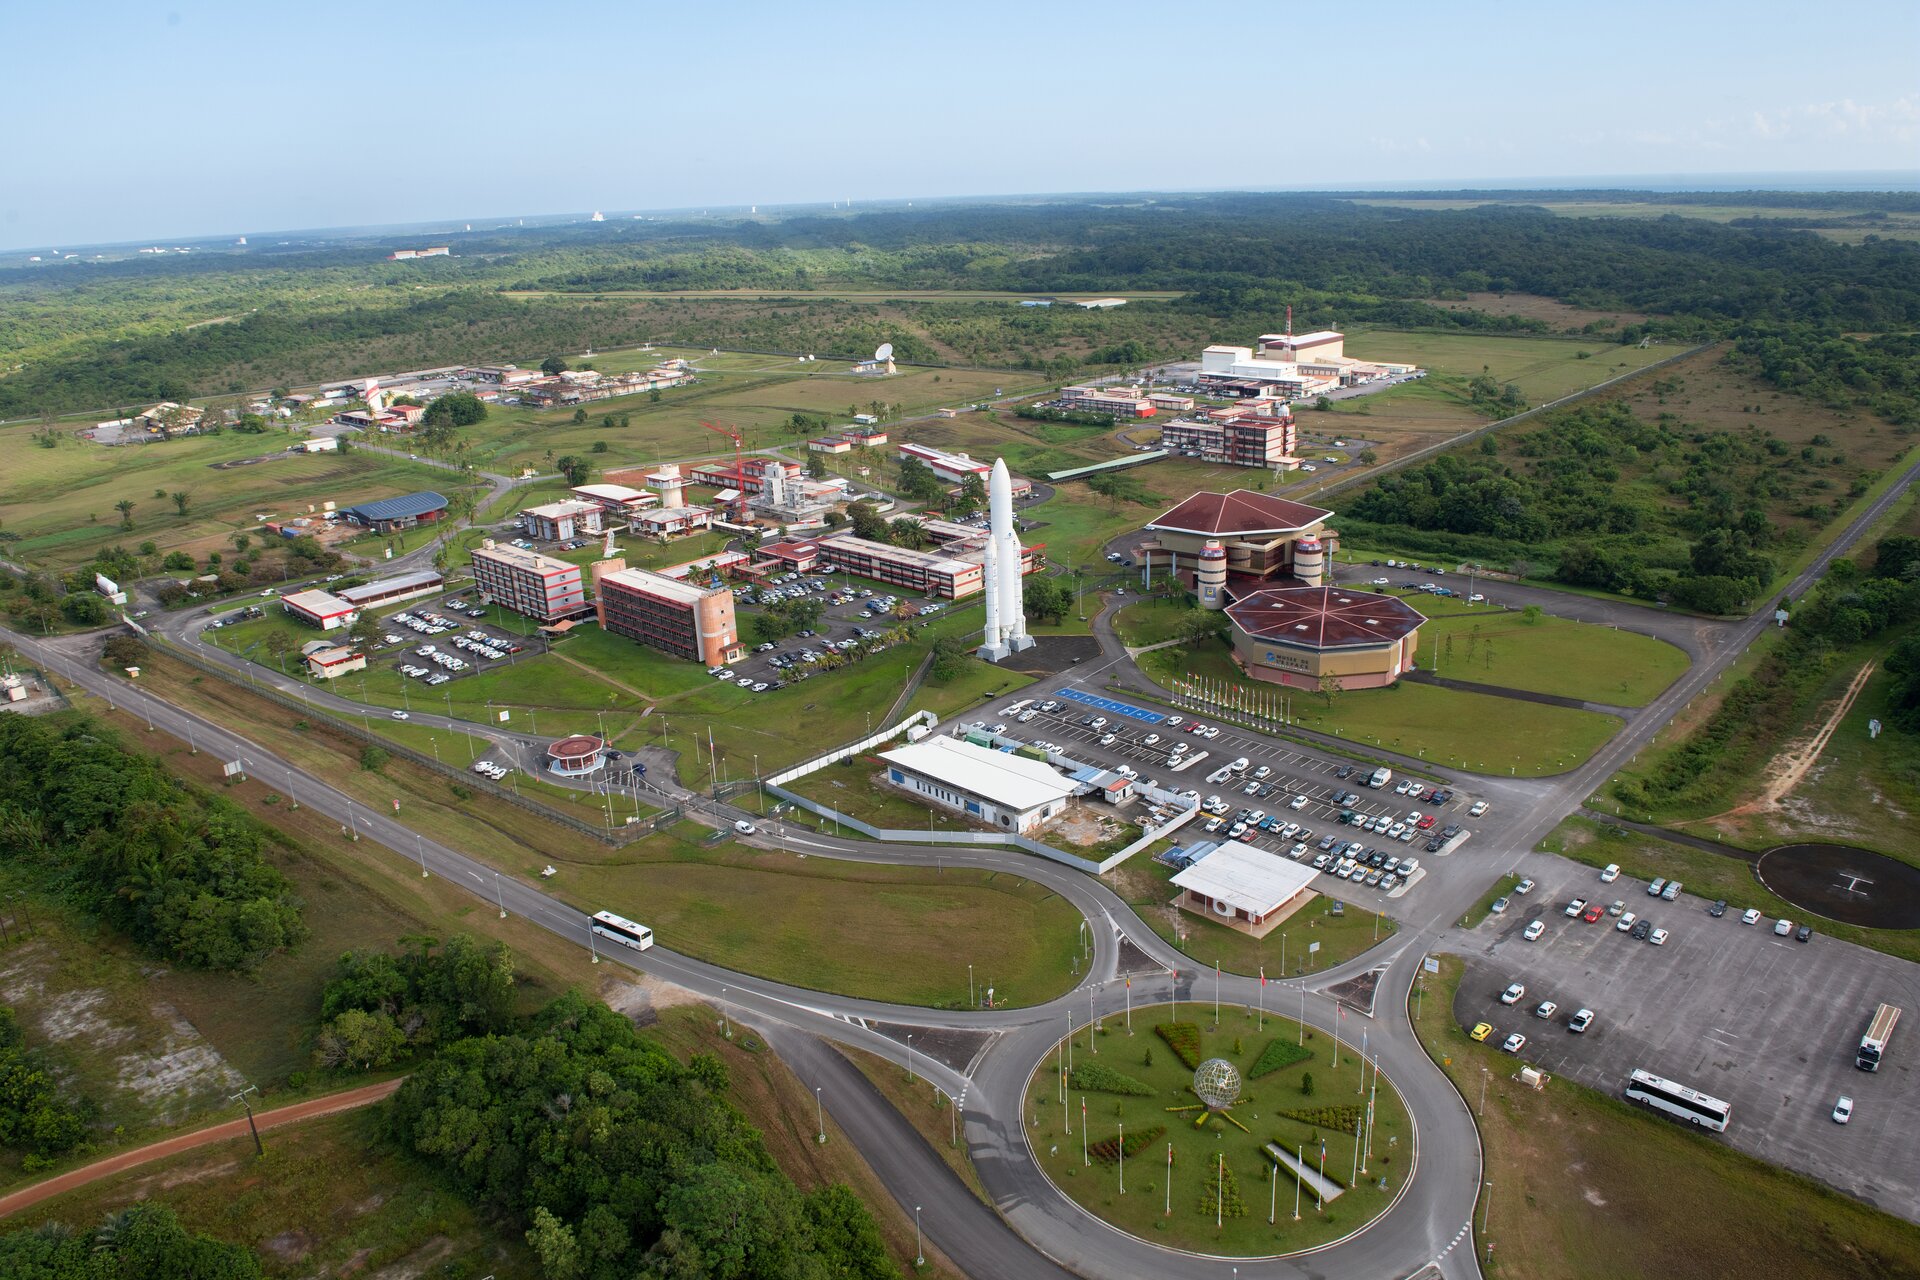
xmin=0 ymin=1077 xmax=404 ymax=1220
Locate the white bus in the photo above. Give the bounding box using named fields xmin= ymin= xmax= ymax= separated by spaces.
xmin=591 ymin=910 xmax=655 ymax=951
xmin=1625 ymin=1068 xmax=1731 ymax=1132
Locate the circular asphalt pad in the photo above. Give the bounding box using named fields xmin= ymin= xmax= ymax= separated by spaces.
xmin=1755 ymin=843 xmax=1920 ymax=929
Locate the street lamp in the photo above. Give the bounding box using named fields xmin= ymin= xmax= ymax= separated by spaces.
xmin=815 ymin=1086 xmax=826 ymax=1144
xmin=913 ymin=1205 xmax=923 ymax=1268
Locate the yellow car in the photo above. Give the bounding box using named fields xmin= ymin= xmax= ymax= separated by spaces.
xmin=1470 ymin=1022 xmax=1494 ymax=1042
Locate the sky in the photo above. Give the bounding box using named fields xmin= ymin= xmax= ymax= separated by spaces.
xmin=2 ymin=0 xmax=1916 ymax=250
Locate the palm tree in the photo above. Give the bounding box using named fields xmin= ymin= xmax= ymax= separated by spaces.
xmin=114 ymin=499 xmax=135 ymax=530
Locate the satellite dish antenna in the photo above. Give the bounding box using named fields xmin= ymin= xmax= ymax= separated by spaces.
xmin=874 ymin=343 xmax=893 ymax=362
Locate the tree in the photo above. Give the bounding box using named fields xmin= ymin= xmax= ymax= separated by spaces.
xmin=114 ymin=499 xmax=135 ymax=530
xmin=1357 ymin=448 xmax=1379 ymax=465
xmin=230 ymin=532 xmax=251 ymax=554
xmin=929 ymin=635 xmax=975 ymax=681
xmin=421 ymin=392 xmax=487 ymax=429
xmin=263 ymin=630 xmax=293 ymax=667
xmin=170 ymin=491 xmax=191 ymax=517
xmin=60 ymin=593 xmax=108 ymax=626
xmin=1023 ymin=575 xmax=1073 ymax=625
xmin=591 ymin=439 xmax=610 ymax=454
xmin=951 ymin=471 xmax=987 ymax=518
xmin=571 ymin=407 xmax=588 ymax=425
xmin=554 ymin=455 xmax=592 ymax=486
xmin=805 ymin=450 xmax=828 ymax=479
xmin=541 ymin=356 xmax=569 ymax=376
xmin=1318 ymin=670 xmax=1340 ymax=707
xmin=349 ymin=613 xmax=379 ymax=648
xmin=1178 ymin=608 xmax=1229 ymax=644
xmin=526 ymin=1206 xmax=582 ymax=1280
xmin=847 ymin=500 xmax=889 ymax=543
xmin=315 ymin=1008 xmax=406 ymax=1069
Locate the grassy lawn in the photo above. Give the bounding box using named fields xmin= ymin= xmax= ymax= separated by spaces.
xmin=1026 ymin=1002 xmax=1408 ymax=1257
xmin=1136 ymin=639 xmax=1624 ymax=776
xmin=7 ymin=1107 xmax=539 ymax=1279
xmin=782 ymin=766 xmax=977 ymax=833
xmin=1025 ymin=482 xmax=1161 ymax=569
xmin=1416 ymin=609 xmax=1689 ymax=707
xmin=1113 ymin=596 xmax=1191 ymax=647
xmin=1412 ymin=954 xmax=1920 ymax=1280
xmin=1102 ymin=855 xmax=1395 ymax=980
xmin=551 ymin=822 xmax=1081 ymax=1009
xmin=1536 ymin=815 xmax=1920 ymax=968
xmin=1343 ymin=330 xmax=1671 ymax=402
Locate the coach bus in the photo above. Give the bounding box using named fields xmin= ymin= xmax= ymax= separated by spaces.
xmin=1625 ymin=1068 xmax=1731 ymax=1132
xmin=591 ymin=910 xmax=654 ymax=951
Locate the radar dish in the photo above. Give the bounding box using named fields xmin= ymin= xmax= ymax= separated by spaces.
xmin=875 ymin=342 xmax=894 ymax=362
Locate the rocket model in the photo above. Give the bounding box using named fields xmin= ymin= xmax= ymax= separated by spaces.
xmin=978 ymin=457 xmax=1034 ymax=661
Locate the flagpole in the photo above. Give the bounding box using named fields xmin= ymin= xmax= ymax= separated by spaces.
xmin=1294 ymin=1144 xmax=1303 ymax=1219
xmin=1125 ymin=977 xmax=1132 ymax=1033
xmin=1081 ymin=1097 xmax=1088 ymax=1166
xmin=1258 ymin=968 xmax=1265 ymax=1031
xmin=1165 ymin=1144 xmax=1173 ymax=1217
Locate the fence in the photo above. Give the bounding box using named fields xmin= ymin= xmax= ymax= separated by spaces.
xmin=150 ymin=635 xmax=654 ymax=847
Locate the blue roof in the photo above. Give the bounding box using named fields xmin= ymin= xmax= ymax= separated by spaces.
xmin=343 ymin=491 xmax=448 ymax=522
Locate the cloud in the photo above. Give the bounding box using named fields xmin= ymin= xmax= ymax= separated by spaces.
xmin=1748 ymin=95 xmax=1919 ymax=142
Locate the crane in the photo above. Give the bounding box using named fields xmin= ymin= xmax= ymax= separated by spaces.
xmin=699 ymin=420 xmax=749 ymax=523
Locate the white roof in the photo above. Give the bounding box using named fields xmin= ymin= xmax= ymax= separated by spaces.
xmin=601 ymin=566 xmax=720 ymax=605
xmin=880 ymin=736 xmax=1074 ymax=813
xmin=572 ymin=483 xmax=649 ymax=503
xmin=1171 ymin=841 xmax=1317 ymax=915
xmin=281 ymin=588 xmax=354 ymax=616
xmin=523 ymin=499 xmax=599 ymax=519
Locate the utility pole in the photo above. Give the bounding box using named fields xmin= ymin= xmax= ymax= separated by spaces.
xmin=231 ymin=1086 xmax=263 ymax=1156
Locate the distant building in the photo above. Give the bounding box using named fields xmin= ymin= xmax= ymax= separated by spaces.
xmin=546 ymin=734 xmax=608 ymax=777
xmin=292 ymin=436 xmax=339 ymax=453
xmin=94 ymin=573 xmax=127 ymax=605
xmin=570 ymin=483 xmax=658 ymax=517
xmin=632 ymin=504 xmax=715 ymax=539
xmin=1170 ymin=840 xmax=1316 ymax=937
xmin=388 ymin=246 xmax=451 ymax=260
xmin=809 ymin=532 xmax=984 ymax=599
xmin=896 ymin=443 xmax=1033 ymax=498
xmin=877 ymin=735 xmax=1074 ymax=834
xmin=470 ymin=544 xmax=590 ymax=622
xmin=281 ymin=588 xmax=358 ymax=630
xmin=1074 ymin=297 xmax=1128 ymax=309
xmin=592 ymin=562 xmax=742 ymax=666
xmin=687 ymin=456 xmax=802 ymax=496
xmin=339 ymin=491 xmax=448 ymax=534
xmin=1137 ymin=490 xmax=1336 ymax=590
xmin=1198 ymin=328 xmax=1414 ymax=397
xmin=1158 ymin=402 xmax=1297 ymax=468
xmin=520 ymin=500 xmax=604 ymax=542
xmin=809 ymin=437 xmax=853 ymax=454
xmin=337 ymin=569 xmax=445 ymax=610
xmin=1058 ymin=385 xmax=1155 ymax=418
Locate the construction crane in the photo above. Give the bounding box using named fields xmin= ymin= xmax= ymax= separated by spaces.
xmin=699 ymin=420 xmax=749 ymax=523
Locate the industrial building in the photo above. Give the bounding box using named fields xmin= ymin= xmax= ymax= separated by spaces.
xmin=1157 ymin=401 xmax=1297 ymax=468
xmin=337 ymin=569 xmax=445 ymax=610
xmin=1223 ymin=585 xmax=1424 ymax=691
xmin=339 ymin=491 xmax=449 ymax=534
xmin=1198 ymin=326 xmax=1417 ymax=397
xmin=520 ymin=499 xmax=604 ymax=542
xmin=281 ymin=587 xmax=358 ymax=630
xmin=592 ymin=562 xmax=742 ymax=666
xmin=877 ymin=735 xmax=1074 ymax=834
xmin=1056 ymin=385 xmax=1157 ymax=418
xmin=570 ymin=483 xmax=659 ymax=517
xmin=1137 ymin=490 xmax=1336 ymax=590
xmin=469 ymin=544 xmax=590 ymax=622
xmin=301 ymin=642 xmax=367 ymax=680
xmin=896 ymin=443 xmax=1033 ymax=499
xmin=1169 ymin=840 xmax=1317 ymax=938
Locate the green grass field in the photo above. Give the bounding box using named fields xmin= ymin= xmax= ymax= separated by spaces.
xmin=1342 ymin=330 xmax=1671 ymax=403
xmin=1026 ymin=1002 xmax=1408 ymax=1256
xmin=1113 ymin=597 xmax=1191 ymax=647
xmin=1414 ymin=608 xmax=1688 ymax=707
xmin=1412 ymin=954 xmax=1920 ymax=1280
xmin=1136 ymin=639 xmax=1624 ymax=776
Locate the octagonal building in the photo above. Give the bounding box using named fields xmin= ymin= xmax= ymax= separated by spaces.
xmin=1224 ymin=585 xmax=1424 ymax=690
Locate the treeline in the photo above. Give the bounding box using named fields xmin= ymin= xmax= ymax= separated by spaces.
xmin=1611 ymin=534 xmax=1920 ymax=812
xmin=0 ymin=1204 xmax=262 ymax=1279
xmin=0 ymin=711 xmax=306 ymax=973
xmin=310 ymin=936 xmax=517 ymax=1071
xmin=0 ymin=1006 xmax=94 ymax=1169
xmin=1728 ymin=325 xmax=1920 ymax=424
xmin=389 ymin=991 xmax=899 ymax=1280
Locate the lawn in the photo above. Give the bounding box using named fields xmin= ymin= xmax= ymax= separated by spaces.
xmin=1102 ymin=855 xmax=1395 ymax=980
xmin=1414 ymin=608 xmax=1689 ymax=707
xmin=1113 ymin=596 xmax=1191 ymax=647
xmin=7 ymin=1107 xmax=539 ymax=1279
xmin=782 ymin=766 xmax=978 ymax=834
xmin=551 ymin=822 xmax=1082 ymax=1009
xmin=1025 ymin=482 xmax=1163 ymax=569
xmin=1025 ymin=1002 xmax=1409 ymax=1257
xmin=1412 ymin=954 xmax=1920 ymax=1280
xmin=1341 ymin=329 xmax=1671 ymax=403
xmin=1136 ymin=639 xmax=1625 ymax=776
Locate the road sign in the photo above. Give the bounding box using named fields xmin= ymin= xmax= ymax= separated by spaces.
xmin=1308 ymin=941 xmax=1320 ymax=954
xmin=1423 ymin=956 xmax=1440 ymax=974
xmin=221 ymin=759 xmax=245 ymax=778
xmin=497 ymin=710 xmax=510 ymax=722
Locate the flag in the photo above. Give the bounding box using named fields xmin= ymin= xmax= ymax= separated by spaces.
xmin=1124 ymin=976 xmax=1131 ymax=989
xmin=1260 ymin=967 xmax=1266 ymax=986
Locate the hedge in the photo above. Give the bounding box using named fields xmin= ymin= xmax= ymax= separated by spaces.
xmin=1247 ymin=1039 xmax=1312 ymax=1079
xmin=1089 ymin=1123 xmax=1164 ymax=1165
xmin=1155 ymin=1021 xmax=1203 ymax=1069
xmin=1277 ymin=1104 xmax=1363 ymax=1133
xmin=1069 ymin=1062 xmax=1154 ymax=1097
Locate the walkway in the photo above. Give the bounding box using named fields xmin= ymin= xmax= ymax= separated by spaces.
xmin=0 ymin=1078 xmax=404 ymax=1220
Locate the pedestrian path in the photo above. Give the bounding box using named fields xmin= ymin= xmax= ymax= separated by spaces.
xmin=1264 ymin=1141 xmax=1346 ymax=1202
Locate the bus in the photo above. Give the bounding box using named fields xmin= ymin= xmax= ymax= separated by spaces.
xmin=591 ymin=911 xmax=654 ymax=951
xmin=1859 ymin=1003 xmax=1901 ymax=1072
xmin=1625 ymin=1068 xmax=1731 ymax=1132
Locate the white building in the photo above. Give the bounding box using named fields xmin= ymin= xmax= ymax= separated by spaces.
xmin=878 ymin=736 xmax=1073 ymax=834
xmin=1169 ymin=840 xmax=1318 ymax=938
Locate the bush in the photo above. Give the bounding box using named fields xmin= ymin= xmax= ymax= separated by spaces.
xmin=1278 ymin=1104 xmax=1362 ymax=1132
xmin=359 ymin=745 xmax=390 ymax=772
xmin=1154 ymin=1021 xmax=1203 ymax=1069
xmin=1247 ymin=1039 xmax=1312 ymax=1079
xmin=1069 ymin=1062 xmax=1154 ymax=1096
xmin=1088 ymin=1123 xmax=1163 ymax=1164
xmin=1194 ymin=1157 xmax=1248 ymax=1219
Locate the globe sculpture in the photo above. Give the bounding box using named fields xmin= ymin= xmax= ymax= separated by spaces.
xmin=1193 ymin=1057 xmax=1242 ymax=1111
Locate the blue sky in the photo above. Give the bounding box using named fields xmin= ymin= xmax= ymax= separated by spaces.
xmin=2 ymin=0 xmax=1915 ymax=249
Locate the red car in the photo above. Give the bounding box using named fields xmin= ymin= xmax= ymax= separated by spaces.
xmin=1582 ymin=903 xmax=1605 ymax=923
xmin=1416 ymin=814 xmax=1437 ymax=830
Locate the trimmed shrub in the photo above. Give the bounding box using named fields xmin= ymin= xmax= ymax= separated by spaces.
xmin=1069 ymin=1062 xmax=1153 ymax=1096
xmin=1089 ymin=1124 xmax=1163 ymax=1165
xmin=1247 ymin=1038 xmax=1312 ymax=1079
xmin=1155 ymin=1021 xmax=1202 ymax=1069
xmin=1278 ymin=1104 xmax=1362 ymax=1132
xmin=1194 ymin=1156 xmax=1248 ymax=1219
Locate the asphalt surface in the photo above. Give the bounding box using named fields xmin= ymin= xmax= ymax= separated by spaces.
xmin=8 ymin=443 xmax=1914 ymax=1279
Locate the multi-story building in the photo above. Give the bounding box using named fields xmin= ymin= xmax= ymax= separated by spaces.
xmin=896 ymin=443 xmax=1033 ymax=498
xmin=521 ymin=499 xmax=604 ymax=542
xmin=1057 ymin=385 xmax=1156 ymax=418
xmin=1135 ymin=490 xmax=1336 ymax=590
xmin=687 ymin=456 xmax=803 ymax=496
xmin=811 ymin=533 xmax=984 ymax=598
xmin=593 ymin=563 xmax=742 ymax=666
xmin=1159 ymin=405 xmax=1297 ymax=468
xmin=469 ymin=544 xmax=590 ymax=622
xmin=569 ymin=483 xmax=658 ymax=518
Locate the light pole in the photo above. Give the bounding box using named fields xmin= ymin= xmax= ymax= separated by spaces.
xmin=415 ymin=833 xmax=429 ymax=878
xmin=493 ymin=873 xmax=506 ymax=919
xmin=814 ymin=1087 xmax=825 ymax=1144
xmin=913 ymin=1205 xmax=923 ymax=1268
xmin=1480 ymin=1066 xmax=1489 ymax=1117
xmin=907 ymin=1033 xmax=916 ymax=1082
xmin=1482 ymin=1179 xmax=1493 ymax=1235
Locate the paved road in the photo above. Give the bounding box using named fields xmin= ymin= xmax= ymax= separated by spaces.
xmin=9 ymin=443 xmax=1914 ymax=1277
xmin=0 ymin=1078 xmax=404 ymax=1220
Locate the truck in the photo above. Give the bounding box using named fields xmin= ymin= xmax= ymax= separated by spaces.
xmin=1858 ymin=1003 xmax=1900 ymax=1071
xmin=1368 ymin=766 xmax=1392 ymax=789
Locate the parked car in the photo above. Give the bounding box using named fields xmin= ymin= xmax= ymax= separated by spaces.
xmin=1470 ymin=1022 xmax=1494 ymax=1042
xmin=1502 ymin=1032 xmax=1527 ymax=1054
xmin=1742 ymin=908 xmax=1762 ymax=925
xmin=1600 ymin=864 xmax=1620 ymax=882
xmin=1568 ymin=1008 xmax=1594 ymax=1033
xmin=1501 ymin=983 xmax=1526 ymax=1004
xmin=1535 ymin=1000 xmax=1558 ymax=1020
xmin=1833 ymin=1096 xmax=1854 ymax=1124
xmin=1523 ymin=920 xmax=1545 ymax=941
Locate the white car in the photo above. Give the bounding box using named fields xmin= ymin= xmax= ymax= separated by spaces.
xmin=1568 ymin=1008 xmax=1594 ymax=1033
xmin=1649 ymin=928 xmax=1670 ymax=945
xmin=1523 ymin=920 xmax=1546 ymax=941
xmin=1468 ymin=800 xmax=1489 ymax=818
xmin=1501 ymin=982 xmax=1526 ymax=1004
xmin=1289 ymin=794 xmax=1310 ymax=811
xmin=1742 ymin=908 xmax=1762 ymax=925
xmin=1600 ymin=864 xmax=1620 ymax=882
xmin=1502 ymin=1032 xmax=1527 ymax=1054
xmin=733 ymin=820 xmax=756 ymax=835
xmin=1535 ymin=1000 xmax=1558 ymax=1020
xmin=1833 ymin=1096 xmax=1854 ymax=1124
xmin=1371 ymin=577 xmax=1390 ymax=585
xmin=1616 ymin=911 xmax=1638 ymax=932
xmin=1142 ymin=733 xmax=1161 ymax=746
xmin=1774 ymin=918 xmax=1793 ymax=936
xmin=390 ymin=710 xmax=409 ymax=720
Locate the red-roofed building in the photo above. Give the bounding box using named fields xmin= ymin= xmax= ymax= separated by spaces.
xmin=1224 ymin=585 xmax=1423 ymax=690
xmin=1137 ymin=490 xmax=1336 ymax=588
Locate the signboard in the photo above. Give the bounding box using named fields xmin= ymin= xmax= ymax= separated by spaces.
xmin=497 ymin=710 xmax=511 ymax=723
xmin=1423 ymin=956 xmax=1440 ymax=975
xmin=1308 ymin=941 xmax=1321 ymax=955
xmin=221 ymin=759 xmax=245 ymax=779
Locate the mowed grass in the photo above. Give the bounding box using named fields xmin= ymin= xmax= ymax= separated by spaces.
xmin=1343 ymin=329 xmax=1671 ymax=403
xmin=1136 ymin=639 xmax=1624 ymax=776
xmin=1414 ymin=608 xmax=1688 ymax=707
xmin=555 ymin=823 xmax=1081 ymax=1009
xmin=1026 ymin=1002 xmax=1409 ymax=1256
xmin=0 ymin=427 xmax=458 ymax=571
xmin=7 ymin=1107 xmax=539 ymax=1279
xmin=1413 ymin=954 xmax=1920 ymax=1280
xmin=1113 ymin=597 xmax=1191 ymax=647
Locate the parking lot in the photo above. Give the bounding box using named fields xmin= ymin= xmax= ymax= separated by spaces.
xmin=964 ymin=692 xmax=1486 ymax=910
xmin=1459 ymin=864 xmax=1920 ymax=1219
xmin=714 ymin=573 xmax=955 ymax=692
xmin=369 ymin=594 xmax=540 ymax=690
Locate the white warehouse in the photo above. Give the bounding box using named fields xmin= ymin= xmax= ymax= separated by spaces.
xmin=878 ymin=735 xmax=1074 ymax=834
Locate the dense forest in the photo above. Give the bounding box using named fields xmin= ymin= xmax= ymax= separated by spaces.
xmin=0 ymin=710 xmax=306 ymax=973
xmin=6 ymin=193 xmax=1919 ymax=415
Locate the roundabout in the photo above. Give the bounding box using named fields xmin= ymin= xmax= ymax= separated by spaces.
xmin=1023 ymin=1002 xmax=1412 ymax=1258
xmin=1755 ymin=842 xmax=1920 ymax=928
